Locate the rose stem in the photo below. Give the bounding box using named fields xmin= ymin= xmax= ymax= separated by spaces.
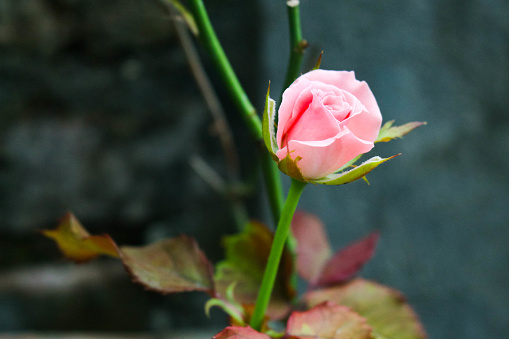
xmin=187 ymin=0 xmax=284 ymax=225
xmin=249 ymin=178 xmax=307 ymax=331
xmin=282 ymin=1 xmax=307 ymax=93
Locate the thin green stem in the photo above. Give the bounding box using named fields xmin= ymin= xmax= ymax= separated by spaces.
xmin=282 ymin=2 xmax=307 ymax=94
xmin=249 ymin=179 xmax=307 ymax=331
xmin=187 ymin=0 xmax=284 ymax=224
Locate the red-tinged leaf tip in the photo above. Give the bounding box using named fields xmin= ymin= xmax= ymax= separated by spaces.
xmin=286 ymin=301 xmax=374 ymax=339
xmin=41 ymin=212 xmax=119 ymax=263
xmin=120 ymin=235 xmax=214 ymax=295
xmin=305 ymin=279 xmax=427 ymax=339
xmin=291 ymin=211 xmax=332 ymax=283
xmin=212 ymin=326 xmax=271 ymax=339
xmin=314 ymin=232 xmax=380 ymax=287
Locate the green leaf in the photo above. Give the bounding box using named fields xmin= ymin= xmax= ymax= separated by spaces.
xmin=41 ymin=213 xmax=119 ymax=263
xmin=161 ymin=0 xmax=198 ymax=35
xmin=262 ymin=83 xmax=278 ymax=160
xmin=313 ymin=155 xmax=399 ymax=186
xmin=286 ymin=301 xmax=374 ymax=339
xmin=120 ymin=235 xmax=214 ymax=294
xmin=305 ymin=279 xmax=427 ymax=339
xmin=214 ymin=222 xmax=295 ymax=320
xmin=376 ymin=121 xmax=426 ymax=143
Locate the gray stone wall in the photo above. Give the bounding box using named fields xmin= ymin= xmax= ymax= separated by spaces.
xmin=1 ymin=0 xmax=508 ymax=337
xmin=262 ymin=0 xmax=509 ymax=338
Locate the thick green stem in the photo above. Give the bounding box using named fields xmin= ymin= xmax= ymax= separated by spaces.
xmin=282 ymin=2 xmax=306 ymax=93
xmin=188 ymin=0 xmax=284 ymax=224
xmin=249 ymin=179 xmax=307 ymax=331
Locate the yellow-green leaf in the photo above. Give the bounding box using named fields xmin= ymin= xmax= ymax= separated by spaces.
xmin=41 ymin=213 xmax=119 ymax=263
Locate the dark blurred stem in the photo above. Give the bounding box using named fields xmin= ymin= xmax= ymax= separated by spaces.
xmin=166 ymin=3 xmax=240 ymax=182
xmin=162 ymin=2 xmax=248 ymax=230
xmin=187 ymin=0 xmax=284 ymax=225
xmin=282 ymin=2 xmax=307 ymax=94
xmin=187 ymin=0 xmax=262 ymax=138
xmin=258 ymin=142 xmax=284 ymax=224
xmin=189 ymin=156 xmax=249 ymax=230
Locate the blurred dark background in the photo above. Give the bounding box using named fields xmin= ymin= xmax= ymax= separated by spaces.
xmin=0 ymin=0 xmax=508 ymax=337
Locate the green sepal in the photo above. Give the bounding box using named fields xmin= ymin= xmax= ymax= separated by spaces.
xmin=376 ymin=120 xmax=426 ymax=143
xmin=333 ymin=154 xmax=363 ymax=174
xmin=262 ymin=83 xmax=278 ymax=160
xmin=162 ymin=0 xmax=198 ymax=35
xmin=277 ymin=152 xmax=307 ymax=183
xmin=313 ymin=155 xmax=399 ymax=185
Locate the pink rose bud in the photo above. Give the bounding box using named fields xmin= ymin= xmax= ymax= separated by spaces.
xmin=275 ymin=70 xmax=382 ymax=180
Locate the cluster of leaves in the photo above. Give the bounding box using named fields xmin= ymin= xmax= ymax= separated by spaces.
xmin=43 ymin=211 xmax=426 ymax=339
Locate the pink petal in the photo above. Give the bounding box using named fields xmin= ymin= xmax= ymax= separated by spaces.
xmin=278 ymin=129 xmax=374 ymax=179
xmin=301 ymin=70 xmax=382 ymax=142
xmin=277 ymin=78 xmax=313 ymax=148
xmin=282 ymin=90 xmax=341 ymax=147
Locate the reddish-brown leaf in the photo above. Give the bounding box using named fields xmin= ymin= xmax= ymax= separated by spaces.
xmin=120 ymin=235 xmax=214 ymax=295
xmin=291 ymin=211 xmax=332 ymax=283
xmin=286 ymin=301 xmax=374 ymax=339
xmin=314 ymin=232 xmax=379 ymax=287
xmin=41 ymin=212 xmax=119 ymax=263
xmin=212 ymin=326 xmax=271 ymax=339
xmin=291 ymin=211 xmax=378 ymax=286
xmin=305 ymin=279 xmax=427 ymax=339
